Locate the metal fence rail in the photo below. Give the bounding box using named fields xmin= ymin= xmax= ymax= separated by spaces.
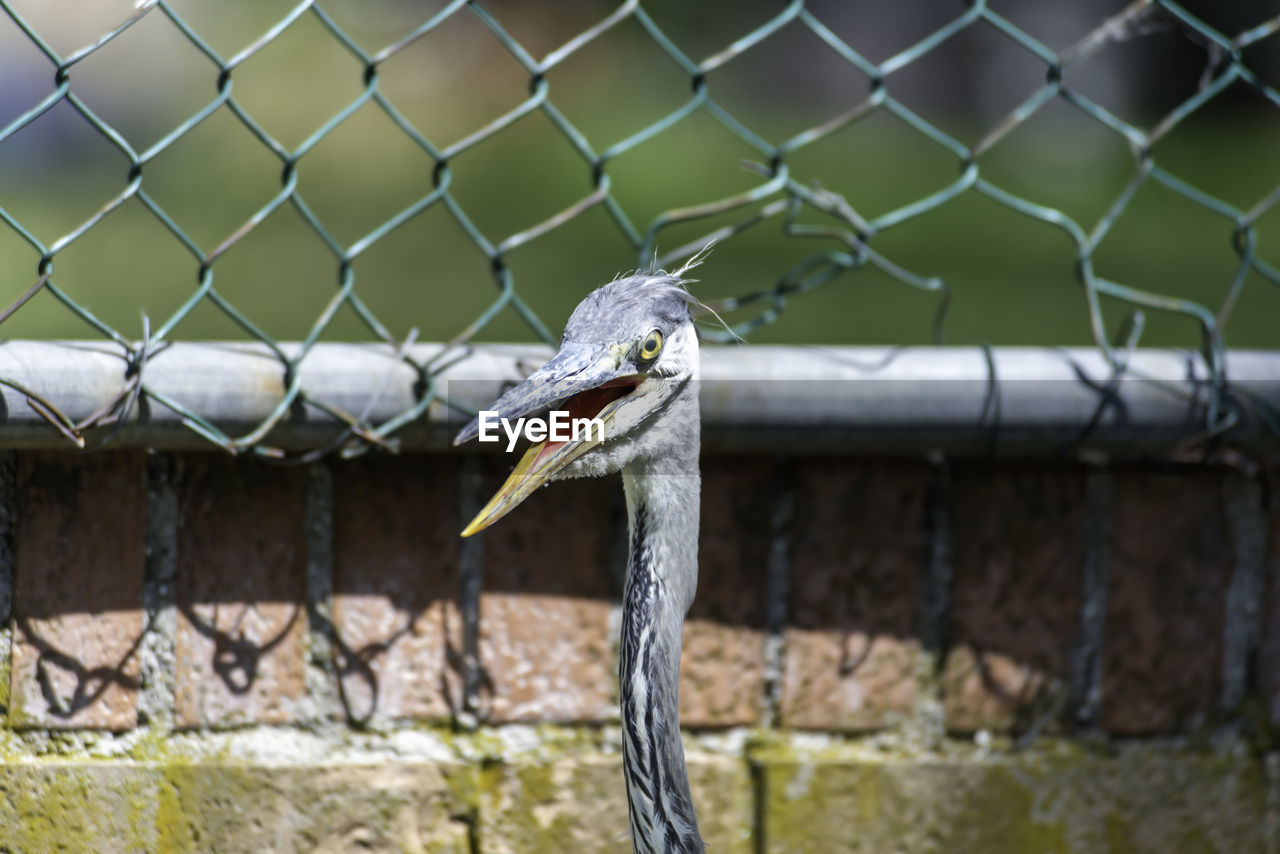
xmin=0 ymin=342 xmax=1275 ymax=455
xmin=0 ymin=1 xmax=1276 ymax=456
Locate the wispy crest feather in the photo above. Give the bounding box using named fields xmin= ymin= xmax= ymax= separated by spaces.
xmin=566 ymin=243 xmax=741 ymax=344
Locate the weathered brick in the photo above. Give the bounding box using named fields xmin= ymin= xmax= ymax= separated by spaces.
xmin=943 ymin=464 xmax=1085 ymax=733
xmin=0 ymin=761 xmax=161 ymax=850
xmin=680 ymin=456 xmax=771 ymax=727
xmin=331 ymin=455 xmax=462 ymax=722
xmin=1261 ymin=490 xmax=1280 ymax=727
xmin=477 ymin=457 xmax=615 ymax=723
xmin=11 ymin=452 xmax=145 ymax=729
xmin=174 ymin=456 xmax=307 ymax=727
xmin=160 ymin=762 xmax=471 ymax=852
xmin=781 ymin=459 xmax=927 ymax=730
xmin=758 ymin=746 xmax=1265 ymax=853
xmin=0 ymin=760 xmax=471 ymax=852
xmin=478 ymin=751 xmax=753 ymax=853
xmin=1101 ymin=468 xmax=1231 ymax=734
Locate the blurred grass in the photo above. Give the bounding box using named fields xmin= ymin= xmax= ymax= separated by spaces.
xmin=2 ymin=111 xmax=1274 ymax=350
xmin=0 ymin=1 xmax=1276 ymax=351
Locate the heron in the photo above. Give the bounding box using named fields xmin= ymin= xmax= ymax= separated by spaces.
xmin=454 ymin=267 xmax=706 ymax=853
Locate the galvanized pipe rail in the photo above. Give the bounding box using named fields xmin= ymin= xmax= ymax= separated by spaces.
xmin=0 ymin=341 xmax=1274 ymax=454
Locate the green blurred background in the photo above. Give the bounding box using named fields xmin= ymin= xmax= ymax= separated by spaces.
xmin=0 ymin=0 xmax=1276 ymax=350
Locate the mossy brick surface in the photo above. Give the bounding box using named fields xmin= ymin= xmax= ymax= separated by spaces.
xmin=0 ymin=761 xmax=159 ymax=851
xmin=0 ymin=745 xmax=1270 ymax=853
xmin=757 ymin=747 xmax=1266 ymax=854
xmin=475 ymin=752 xmax=754 ymax=853
xmin=0 ymin=760 xmax=471 ymax=853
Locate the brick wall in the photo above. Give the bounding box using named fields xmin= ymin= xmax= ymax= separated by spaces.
xmin=0 ymin=449 xmax=1276 ymax=852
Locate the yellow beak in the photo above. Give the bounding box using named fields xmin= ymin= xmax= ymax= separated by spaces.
xmin=460 ymin=443 xmax=550 ymax=537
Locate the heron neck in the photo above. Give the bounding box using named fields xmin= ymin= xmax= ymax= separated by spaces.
xmin=619 ymin=449 xmax=703 ymax=854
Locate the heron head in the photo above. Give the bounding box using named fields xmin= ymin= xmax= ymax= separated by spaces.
xmin=453 ymin=271 xmax=700 ymax=536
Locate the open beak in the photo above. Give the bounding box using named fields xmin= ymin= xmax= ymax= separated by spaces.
xmin=452 ymin=344 xmax=641 ymax=537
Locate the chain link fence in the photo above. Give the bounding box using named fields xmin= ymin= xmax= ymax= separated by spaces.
xmin=0 ymin=0 xmax=1276 ymax=456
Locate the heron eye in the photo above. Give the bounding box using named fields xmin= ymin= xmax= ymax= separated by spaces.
xmin=639 ymin=329 xmax=663 ymax=363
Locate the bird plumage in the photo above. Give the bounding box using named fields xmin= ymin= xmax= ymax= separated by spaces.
xmin=619 ymin=468 xmax=703 ymax=854
xmin=456 ymin=269 xmax=706 ymax=852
